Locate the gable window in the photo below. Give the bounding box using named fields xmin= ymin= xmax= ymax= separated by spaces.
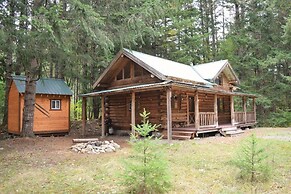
xmin=51 ymin=100 xmax=61 ymax=110
xmin=134 ymin=65 xmax=143 ymax=77
xmin=215 ymin=76 xmax=223 ymax=85
xmin=124 ymin=63 xmax=131 ymax=79
xmin=116 ymin=63 xmax=132 ymax=80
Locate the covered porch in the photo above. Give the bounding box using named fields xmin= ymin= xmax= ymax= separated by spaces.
xmin=80 ymin=82 xmax=256 ymax=141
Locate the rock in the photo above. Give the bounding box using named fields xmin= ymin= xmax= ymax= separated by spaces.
xmin=105 ymin=147 xmax=113 ymax=152
xmin=0 ymin=147 xmax=4 ymax=151
xmin=112 ymin=143 xmax=120 ymax=149
xmin=71 ymin=140 xmax=121 ymax=154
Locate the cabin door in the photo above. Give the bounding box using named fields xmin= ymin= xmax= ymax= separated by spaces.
xmin=217 ymin=96 xmax=231 ymax=125
xmin=188 ymin=96 xmax=195 ymax=124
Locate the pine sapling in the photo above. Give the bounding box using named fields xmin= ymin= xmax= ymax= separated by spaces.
xmin=231 ymin=134 xmax=271 ymax=183
xmin=120 ymin=109 xmax=171 ymax=194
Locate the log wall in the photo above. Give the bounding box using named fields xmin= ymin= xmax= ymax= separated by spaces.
xmin=217 ymin=95 xmax=231 ymax=125
xmin=107 ymin=90 xmax=163 ymax=131
xmin=198 ymin=93 xmax=214 ymax=112
xmin=107 ymin=94 xmax=130 ymax=130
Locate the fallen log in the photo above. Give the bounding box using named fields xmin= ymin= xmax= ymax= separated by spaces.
xmin=72 ymin=138 xmax=99 ymax=143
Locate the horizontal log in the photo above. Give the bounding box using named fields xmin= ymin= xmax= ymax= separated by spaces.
xmin=72 ymin=138 xmax=99 ymax=143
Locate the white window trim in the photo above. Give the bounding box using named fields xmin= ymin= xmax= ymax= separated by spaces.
xmin=51 ymin=100 xmax=61 ymax=110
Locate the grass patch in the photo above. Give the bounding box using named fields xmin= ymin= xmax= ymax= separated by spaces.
xmin=0 ymin=128 xmax=290 ymax=193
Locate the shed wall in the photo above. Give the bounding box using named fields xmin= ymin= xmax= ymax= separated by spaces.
xmin=8 ymin=82 xmax=20 ymax=133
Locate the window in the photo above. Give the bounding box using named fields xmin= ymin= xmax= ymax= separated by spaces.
xmin=116 ymin=63 xmax=131 ymax=80
xmin=124 ymin=63 xmax=131 ymax=79
xmin=116 ymin=71 xmax=123 ymax=80
xmin=215 ymin=76 xmax=223 ymax=85
xmin=51 ymin=100 xmax=61 ymax=110
xmin=134 ymin=65 xmax=143 ymax=77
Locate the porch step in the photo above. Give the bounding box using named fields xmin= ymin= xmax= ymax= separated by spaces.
xmin=172 ymin=135 xmax=191 ymax=140
xmin=172 ymin=131 xmax=195 ymax=139
xmin=219 ymin=126 xmax=244 ymax=137
xmin=225 ymin=129 xmax=244 ymax=136
xmin=220 ymin=126 xmax=238 ymax=132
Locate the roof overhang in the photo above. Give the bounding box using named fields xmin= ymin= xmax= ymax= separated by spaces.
xmin=82 ymin=80 xmax=256 ymax=98
xmin=213 ymin=61 xmax=240 ymax=85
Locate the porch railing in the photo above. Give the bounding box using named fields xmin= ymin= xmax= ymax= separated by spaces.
xmin=234 ymin=112 xmax=245 ymax=123
xmin=234 ymin=111 xmax=256 ymax=123
xmin=199 ymin=112 xmax=215 ymax=126
xmin=246 ymin=112 xmax=255 ymax=122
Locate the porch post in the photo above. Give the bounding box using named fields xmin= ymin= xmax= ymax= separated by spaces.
xmin=131 ymin=92 xmax=136 ymax=135
xmin=253 ymin=97 xmax=256 ymax=123
xmin=214 ymin=94 xmax=218 ymax=127
xmin=166 ymin=88 xmax=172 ymax=141
xmin=82 ymin=97 xmax=87 ymax=137
xmin=101 ymin=95 xmax=105 ymax=137
xmin=186 ymin=94 xmax=190 ymax=125
xmin=243 ymin=96 xmax=247 ymax=123
xmin=230 ymin=95 xmax=235 ymax=126
xmin=194 ymin=92 xmax=199 ymax=130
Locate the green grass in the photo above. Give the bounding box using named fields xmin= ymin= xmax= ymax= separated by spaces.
xmin=0 ymin=128 xmax=290 ymax=193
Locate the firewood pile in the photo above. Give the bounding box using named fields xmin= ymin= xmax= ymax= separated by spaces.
xmin=71 ymin=139 xmax=121 ymax=154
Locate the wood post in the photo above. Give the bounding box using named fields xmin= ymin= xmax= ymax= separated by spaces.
xmin=214 ymin=94 xmax=218 ymax=127
xmin=194 ymin=92 xmax=199 ymax=130
xmin=82 ymin=97 xmax=87 ymax=137
xmin=186 ymin=94 xmax=189 ymax=125
xmin=230 ymin=95 xmax=235 ymax=126
xmin=166 ymin=88 xmax=172 ymax=141
xmin=101 ymin=95 xmax=105 ymax=137
xmin=131 ymin=92 xmax=136 ymax=135
xmin=253 ymin=97 xmax=256 ymax=122
xmin=243 ymin=96 xmax=247 ymax=123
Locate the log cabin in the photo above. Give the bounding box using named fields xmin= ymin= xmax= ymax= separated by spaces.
xmin=8 ymin=75 xmax=73 ymax=135
xmin=80 ymin=49 xmax=257 ymax=140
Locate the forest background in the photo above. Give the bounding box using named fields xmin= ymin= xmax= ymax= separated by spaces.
xmin=0 ymin=0 xmax=290 ymax=131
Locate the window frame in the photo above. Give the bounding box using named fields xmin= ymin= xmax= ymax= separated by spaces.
xmin=50 ymin=99 xmax=61 ymax=110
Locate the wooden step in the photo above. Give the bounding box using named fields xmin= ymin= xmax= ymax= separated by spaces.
xmin=221 ymin=126 xmax=238 ymax=132
xmin=172 ymin=131 xmax=194 ymax=135
xmin=225 ymin=129 xmax=244 ymax=136
xmin=172 ymin=135 xmax=191 ymax=140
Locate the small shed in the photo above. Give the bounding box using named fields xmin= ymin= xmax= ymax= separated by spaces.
xmin=8 ymin=75 xmax=73 ymax=134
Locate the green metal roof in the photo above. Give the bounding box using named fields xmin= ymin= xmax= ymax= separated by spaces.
xmin=12 ymin=75 xmax=73 ymax=96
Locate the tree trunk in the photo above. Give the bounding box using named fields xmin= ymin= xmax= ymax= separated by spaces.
xmin=21 ymin=58 xmax=39 ymax=137
xmin=2 ymin=55 xmax=13 ymax=128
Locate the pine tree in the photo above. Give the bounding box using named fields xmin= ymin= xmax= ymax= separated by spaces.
xmin=231 ymin=134 xmax=271 ymax=183
xmin=121 ymin=109 xmax=171 ymax=194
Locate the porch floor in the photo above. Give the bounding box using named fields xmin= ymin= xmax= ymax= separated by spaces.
xmin=170 ymin=122 xmax=256 ymax=140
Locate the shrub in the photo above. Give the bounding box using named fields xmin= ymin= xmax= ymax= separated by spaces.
xmin=231 ymin=134 xmax=271 ymax=183
xmin=121 ymin=109 xmax=171 ymax=194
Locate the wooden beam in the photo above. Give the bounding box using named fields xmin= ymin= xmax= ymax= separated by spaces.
xmin=131 ymin=92 xmax=136 ymax=135
xmin=194 ymin=92 xmax=199 ymax=130
xmin=253 ymin=97 xmax=256 ymax=122
xmin=243 ymin=96 xmax=247 ymax=123
xmin=230 ymin=95 xmax=235 ymax=126
xmin=214 ymin=94 xmax=218 ymax=127
xmin=101 ymin=95 xmax=105 ymax=137
xmin=166 ymin=88 xmax=172 ymax=141
xmin=82 ymin=97 xmax=87 ymax=137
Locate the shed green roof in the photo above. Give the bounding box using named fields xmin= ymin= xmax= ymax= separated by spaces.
xmin=12 ymin=75 xmax=73 ymax=96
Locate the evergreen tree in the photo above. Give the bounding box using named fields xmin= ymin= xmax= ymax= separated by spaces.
xmin=121 ymin=109 xmax=171 ymax=194
xmin=231 ymin=134 xmax=271 ymax=183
